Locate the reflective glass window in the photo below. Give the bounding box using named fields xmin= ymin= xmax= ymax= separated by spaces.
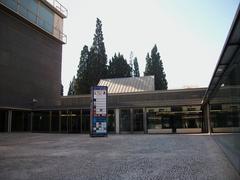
xmin=38 ymin=2 xmax=54 ymax=33
xmin=19 ymin=0 xmax=38 ymax=23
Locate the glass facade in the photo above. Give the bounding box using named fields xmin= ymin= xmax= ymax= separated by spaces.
xmin=0 ymin=0 xmax=65 ymax=42
xmin=108 ymin=109 xmax=115 ymax=132
xmin=120 ymin=109 xmax=131 ymax=132
xmin=51 ymin=111 xmax=59 ymax=132
xmin=147 ymin=106 xmax=202 ymax=133
xmin=82 ymin=109 xmax=90 ymax=133
xmin=209 ymin=62 xmax=240 ymax=133
xmin=0 ymin=110 xmax=8 ymax=132
xmin=32 ymin=111 xmax=50 ymax=132
xmin=38 ymin=1 xmax=54 ymax=33
xmin=0 ymin=109 xmax=90 ymax=133
xmin=207 ymin=55 xmax=240 ymax=174
xmin=1 ymin=0 xmax=17 ymax=11
xmin=11 ymin=111 xmax=31 ymax=131
xmin=19 ymin=0 xmax=38 ymax=23
xmin=69 ymin=110 xmax=81 ymax=133
xmin=0 ymin=107 xmax=204 ymax=134
xmin=133 ymin=109 xmax=143 ymax=131
xmin=60 ymin=110 xmax=69 ymax=133
xmin=147 ymin=107 xmax=173 ymax=133
xmin=60 ymin=110 xmax=82 ymax=133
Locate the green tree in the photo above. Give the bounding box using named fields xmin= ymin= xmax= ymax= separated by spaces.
xmin=68 ymin=76 xmax=76 ymax=95
xmin=75 ymin=45 xmax=90 ymax=94
xmin=129 ymin=51 xmax=134 ymax=76
xmin=108 ymin=53 xmax=131 ymax=78
xmin=133 ymin=57 xmax=140 ymax=77
xmin=144 ymin=45 xmax=168 ymax=90
xmin=88 ymin=18 xmax=108 ymax=87
xmin=144 ymin=53 xmax=152 ymax=75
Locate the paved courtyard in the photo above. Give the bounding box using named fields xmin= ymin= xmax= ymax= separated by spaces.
xmin=0 ymin=133 xmax=239 ymax=180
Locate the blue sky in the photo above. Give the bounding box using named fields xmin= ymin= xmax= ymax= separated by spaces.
xmin=60 ymin=0 xmax=239 ymax=94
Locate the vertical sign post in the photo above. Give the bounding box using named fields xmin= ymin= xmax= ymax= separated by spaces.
xmin=90 ymin=86 xmax=108 ymax=137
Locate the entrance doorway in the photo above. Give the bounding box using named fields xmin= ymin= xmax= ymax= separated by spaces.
xmin=133 ymin=109 xmax=144 ymax=132
xmin=0 ymin=110 xmax=8 ymax=132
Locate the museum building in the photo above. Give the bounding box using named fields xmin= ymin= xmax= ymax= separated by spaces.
xmin=0 ymin=0 xmax=239 ymax=136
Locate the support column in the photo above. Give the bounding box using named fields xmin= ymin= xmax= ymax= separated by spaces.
xmin=206 ymin=103 xmax=211 ymax=134
xmin=59 ymin=110 xmax=61 ymax=133
xmin=143 ymin=108 xmax=147 ymax=134
xmin=7 ymin=110 xmax=12 ymax=133
xmin=115 ymin=109 xmax=120 ymax=134
xmin=49 ymin=111 xmax=52 ymax=132
xmin=30 ymin=112 xmax=33 ymax=132
xmin=130 ymin=108 xmax=134 ymax=133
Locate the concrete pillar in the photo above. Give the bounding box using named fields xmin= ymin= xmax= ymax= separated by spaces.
xmin=59 ymin=110 xmax=61 ymax=133
xmin=206 ymin=103 xmax=211 ymax=134
xmin=7 ymin=110 xmax=12 ymax=133
xmin=130 ymin=108 xmax=134 ymax=133
xmin=115 ymin=109 xmax=120 ymax=134
xmin=49 ymin=111 xmax=52 ymax=132
xmin=143 ymin=108 xmax=147 ymax=134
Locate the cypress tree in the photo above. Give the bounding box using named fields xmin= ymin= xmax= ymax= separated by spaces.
xmin=144 ymin=53 xmax=152 ymax=75
xmin=75 ymin=45 xmax=90 ymax=94
xmin=133 ymin=57 xmax=140 ymax=77
xmin=88 ymin=18 xmax=108 ymax=86
xmin=144 ymin=45 xmax=168 ymax=90
xmin=129 ymin=51 xmax=134 ymax=77
xmin=68 ymin=76 xmax=76 ymax=95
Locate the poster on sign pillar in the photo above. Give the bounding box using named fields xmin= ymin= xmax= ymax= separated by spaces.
xmin=90 ymin=86 xmax=108 ymax=137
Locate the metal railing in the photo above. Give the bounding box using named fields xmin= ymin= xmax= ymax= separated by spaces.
xmin=0 ymin=0 xmax=67 ymax=43
xmin=46 ymin=0 xmax=68 ymax=17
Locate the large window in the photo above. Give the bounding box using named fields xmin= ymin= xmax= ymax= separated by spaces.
xmin=33 ymin=111 xmax=50 ymax=132
xmin=147 ymin=107 xmax=172 ymax=133
xmin=11 ymin=111 xmax=31 ymax=132
xmin=108 ymin=110 xmax=115 ymax=132
xmin=82 ymin=109 xmax=90 ymax=133
xmin=60 ymin=110 xmax=68 ymax=132
xmin=0 ymin=110 xmax=8 ymax=132
xmin=210 ymin=62 xmax=240 ymax=133
xmin=175 ymin=106 xmax=202 ymax=133
xmin=69 ymin=110 xmax=81 ymax=133
xmin=120 ymin=109 xmax=131 ymax=132
xmin=38 ymin=2 xmax=54 ymax=33
xmin=133 ymin=109 xmax=143 ymax=131
xmin=19 ymin=0 xmax=38 ymax=23
xmin=51 ymin=111 xmax=59 ymax=132
xmin=1 ymin=0 xmax=55 ymax=33
xmin=0 ymin=0 xmax=17 ymax=11
xmin=147 ymin=106 xmax=202 ymax=133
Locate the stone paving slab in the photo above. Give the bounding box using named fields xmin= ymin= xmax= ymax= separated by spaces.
xmin=0 ymin=133 xmax=239 ymax=180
